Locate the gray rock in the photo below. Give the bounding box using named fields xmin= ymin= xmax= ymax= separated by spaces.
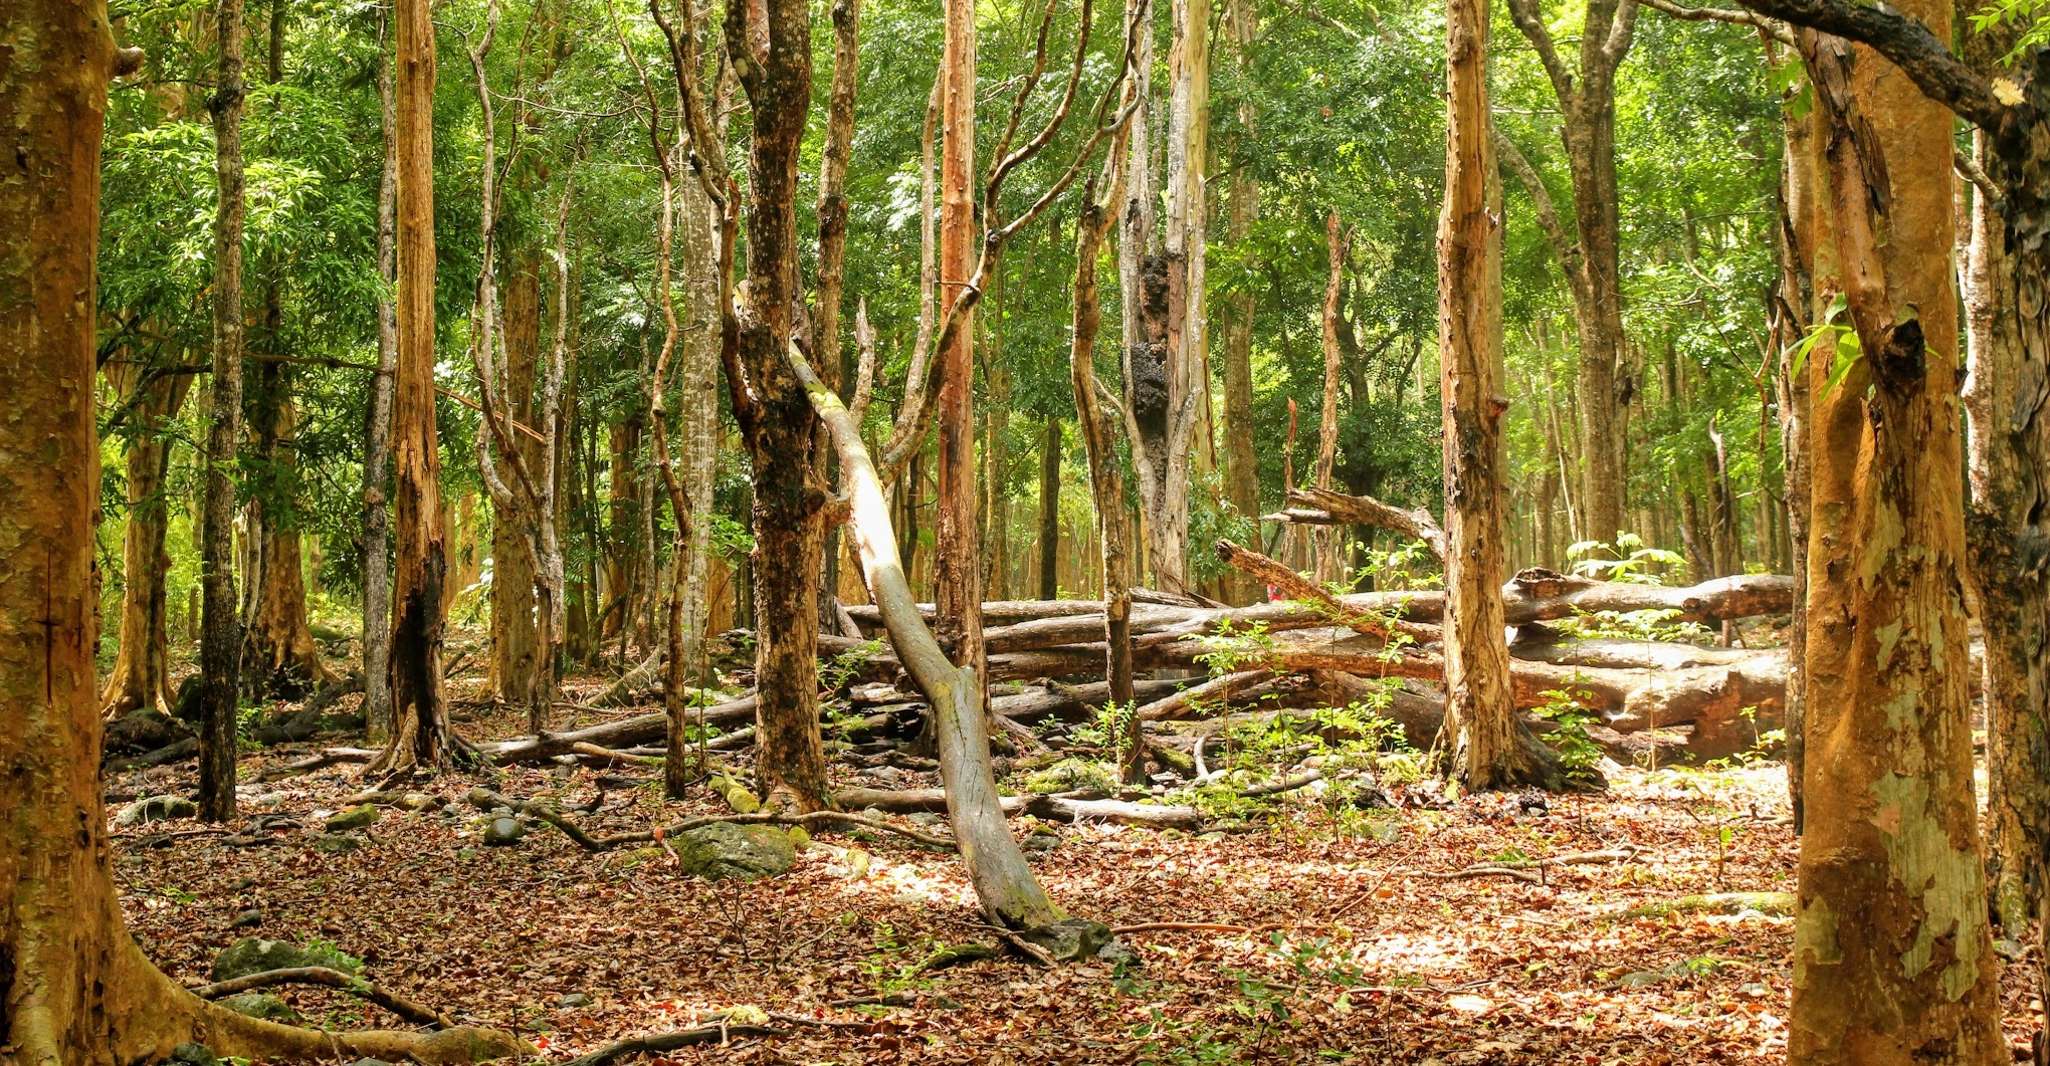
xmin=116 ymin=795 xmax=198 ymax=826
xmin=220 ymin=992 xmax=301 ymax=1024
xmin=1017 ymin=917 xmax=1112 ymax=962
xmin=104 ymin=709 xmax=193 ymax=755
xmin=906 ymin=812 xmax=945 ymax=828
xmin=345 ymin=1060 xmax=396 ymax=1066
xmin=483 ymin=816 xmax=525 ymax=847
xmin=324 ymin=805 xmax=381 ymax=832
xmin=399 ymin=792 xmax=441 ymax=811
xmin=556 ymin=992 xmax=593 ymax=1008
xmin=230 ymin=909 xmax=264 ymax=929
xmin=310 ymin=833 xmax=362 ymax=854
xmin=672 ymin=822 xmax=796 ymax=880
xmin=210 ymin=937 xmax=362 ymax=982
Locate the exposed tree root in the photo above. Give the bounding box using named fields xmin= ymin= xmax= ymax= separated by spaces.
xmin=191 ymin=965 xmax=454 ymax=1027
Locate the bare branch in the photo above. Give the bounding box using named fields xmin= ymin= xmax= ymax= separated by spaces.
xmin=1636 ymin=0 xmax=1793 ymax=46
xmin=1731 ymin=0 xmax=2006 ymax=129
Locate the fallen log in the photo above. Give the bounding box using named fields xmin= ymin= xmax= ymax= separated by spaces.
xmin=1263 ymin=486 xmax=1447 ymax=562
xmin=1135 ymin=670 xmax=1277 ymax=722
xmin=993 ymin=678 xmax=1184 ymax=722
xmin=480 ymin=695 xmax=757 ymax=765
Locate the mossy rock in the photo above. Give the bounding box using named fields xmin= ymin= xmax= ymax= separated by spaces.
xmin=324 ymin=805 xmax=381 ymax=832
xmin=1622 ymin=891 xmax=1794 ymax=919
xmin=220 ymin=991 xmax=302 ymax=1024
xmin=673 ymin=822 xmax=796 ymax=880
xmin=1023 ymin=758 xmax=1117 ymax=796
xmin=210 ymin=937 xmax=363 ymax=982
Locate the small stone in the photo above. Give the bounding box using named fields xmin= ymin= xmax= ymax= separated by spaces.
xmin=245 ymin=792 xmax=288 ymax=809
xmin=324 ymin=805 xmax=381 ymax=832
xmin=311 ymin=833 xmax=362 ymax=854
xmin=399 ymin=792 xmax=440 ymax=811
xmin=722 ymin=786 xmax=761 ymax=814
xmin=170 ymin=1042 xmax=221 ymax=1066
xmin=345 ymin=1059 xmax=397 ymax=1066
xmin=1018 ymin=917 xmax=1112 ymax=962
xmin=906 ymin=812 xmax=944 ymax=828
xmin=116 ymin=794 xmax=198 ymax=826
xmin=556 ymin=992 xmax=593 ymax=1008
xmin=1022 ymin=830 xmax=1059 ymax=854
xmin=221 ymin=991 xmax=301 ymax=1024
xmin=230 ymin=909 xmax=264 ymax=929
xmin=483 ymin=816 xmax=525 ymax=847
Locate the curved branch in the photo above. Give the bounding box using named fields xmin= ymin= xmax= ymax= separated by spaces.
xmin=1731 ymin=0 xmax=2006 ymax=129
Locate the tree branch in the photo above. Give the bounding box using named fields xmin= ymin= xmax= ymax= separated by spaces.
xmin=1731 ymin=0 xmax=2006 ymax=129
xmin=1636 ymin=0 xmax=1792 ymax=46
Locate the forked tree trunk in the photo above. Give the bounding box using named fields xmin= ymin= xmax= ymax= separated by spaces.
xmin=0 ymin=9 xmax=517 ymax=1059
xmin=1435 ymin=0 xmax=1561 ymax=792
xmin=102 ymin=370 xmax=192 ymax=716
xmin=197 ymin=0 xmax=249 ymax=822
xmin=1218 ymin=0 xmax=1260 ymax=606
xmin=1784 ymin=16 xmax=2003 ymax=1060
xmin=373 ymin=0 xmax=459 ymax=774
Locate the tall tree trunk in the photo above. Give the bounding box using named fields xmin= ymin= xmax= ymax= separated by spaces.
xmin=935 ymin=0 xmax=985 ymax=683
xmin=1772 ymin=53 xmax=1814 ymax=831
xmin=1957 ymin=19 xmax=2039 ymax=941
xmin=1436 ymin=0 xmax=1561 ymax=792
xmin=1219 ymin=0 xmax=1261 ymax=606
xmin=102 ymin=370 xmax=192 ymax=716
xmin=814 ymin=0 xmax=861 ymax=630
xmin=728 ymin=0 xmax=832 ymax=808
xmin=1787 ymin=14 xmax=2002 ymax=1060
xmin=0 ymin=9 xmax=518 ymax=1059
xmin=372 ymin=0 xmax=458 ymax=774
xmin=677 ymin=168 xmax=720 ymax=694
xmin=197 ymin=0 xmax=249 ymax=823
xmin=1039 ymin=414 xmax=1062 ymax=599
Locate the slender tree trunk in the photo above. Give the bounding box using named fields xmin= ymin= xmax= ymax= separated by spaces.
xmin=815 ymin=0 xmax=862 ymax=629
xmin=102 ymin=371 xmax=192 ymax=716
xmin=1314 ymin=211 xmax=1345 ymax=586
xmin=197 ymin=0 xmax=249 ymax=822
xmin=489 ymin=245 xmax=543 ymax=714
xmin=1436 ymin=0 xmax=1561 ymax=792
xmin=360 ymin=35 xmax=395 ymax=742
xmin=372 ymin=0 xmax=457 ymax=774
xmin=1039 ymin=414 xmax=1062 ymax=599
xmin=935 ymin=0 xmax=985 ymax=684
xmin=1787 ymin=14 xmax=2002 ymax=1060
xmin=1772 ymin=58 xmax=1813 ymax=831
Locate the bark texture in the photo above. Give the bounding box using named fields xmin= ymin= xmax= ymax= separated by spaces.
xmin=935 ymin=0 xmax=986 ymax=681
xmin=1784 ymin=12 xmax=2002 ymax=1061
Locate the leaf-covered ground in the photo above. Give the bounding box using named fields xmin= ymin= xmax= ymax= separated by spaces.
xmin=109 ymin=686 xmax=2039 ymax=1065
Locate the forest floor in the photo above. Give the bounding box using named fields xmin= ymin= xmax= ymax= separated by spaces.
xmin=108 ymin=665 xmax=2040 ymax=1065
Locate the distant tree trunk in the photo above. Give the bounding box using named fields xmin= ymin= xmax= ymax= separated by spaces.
xmin=1706 ymin=417 xmax=1739 ymax=577
xmin=489 ymin=245 xmax=543 ymax=714
xmin=1219 ymin=0 xmax=1261 ymax=606
xmin=102 ymin=370 xmax=192 ymax=716
xmin=676 ymin=169 xmax=719 ymax=692
xmin=360 ymin=35 xmax=395 ymax=742
xmin=983 ymin=271 xmax=1012 ymax=601
xmin=1039 ymin=414 xmax=1062 ymax=599
xmin=604 ymin=415 xmax=642 ymax=646
xmin=372 ymin=0 xmax=458 ymax=774
xmin=1502 ymin=0 xmax=1635 ymax=544
xmin=1786 ymin=14 xmax=2002 ymax=1060
xmin=934 ymin=0 xmax=985 ymax=684
xmin=197 ymin=0 xmax=249 ymax=822
xmin=242 ymin=0 xmax=328 ymax=698
xmin=1435 ymin=0 xmax=1561 ymax=792
xmin=1313 ymin=211 xmax=1346 ymax=586
xmin=814 ymin=0 xmax=862 ymax=626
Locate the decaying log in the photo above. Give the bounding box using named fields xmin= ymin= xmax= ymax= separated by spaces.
xmin=1263 ymin=485 xmax=1448 ymax=561
xmin=480 ymin=695 xmax=756 ymax=765
xmin=992 ymin=678 xmax=1184 ymax=722
xmin=1135 ymin=670 xmax=1277 ymax=722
